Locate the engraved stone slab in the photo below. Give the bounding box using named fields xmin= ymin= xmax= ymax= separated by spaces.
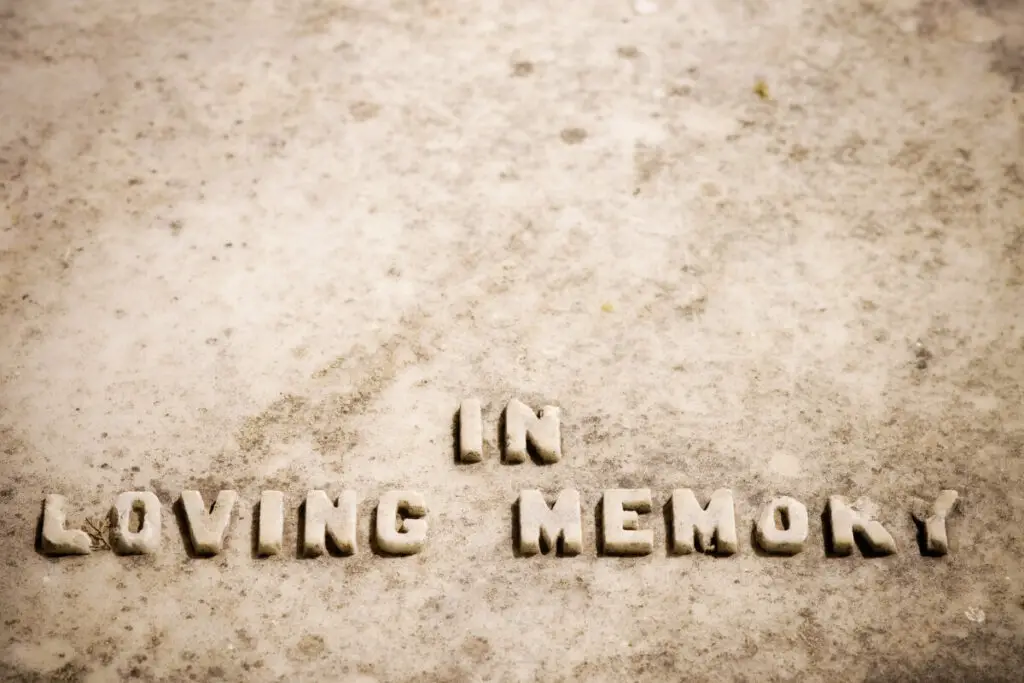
xmin=3 ymin=2 xmax=1014 ymax=678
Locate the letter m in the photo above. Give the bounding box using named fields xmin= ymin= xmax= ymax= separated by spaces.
xmin=670 ymin=488 xmax=738 ymax=556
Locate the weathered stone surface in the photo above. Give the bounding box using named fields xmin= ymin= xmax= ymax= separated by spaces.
xmin=4 ymin=0 xmax=1019 ymax=678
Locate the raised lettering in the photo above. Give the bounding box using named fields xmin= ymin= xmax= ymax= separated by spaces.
xmin=601 ymin=488 xmax=653 ymax=556
xmin=827 ymin=496 xmax=896 ymax=556
xmin=110 ymin=492 xmax=162 ymax=555
xmin=303 ymin=490 xmax=356 ymax=557
xmin=40 ymin=494 xmax=91 ymax=556
xmin=670 ymin=488 xmax=738 ymax=555
xmin=504 ymin=398 xmax=561 ymax=464
xmin=180 ymin=490 xmax=237 ymax=556
xmin=257 ymin=490 xmax=285 ymax=556
xmin=375 ymin=490 xmax=428 ymax=555
xmin=911 ymin=490 xmax=959 ymax=556
xmin=754 ymin=496 xmax=808 ymax=555
xmin=517 ymin=489 xmax=582 ymax=556
xmin=458 ymin=398 xmax=483 ymax=463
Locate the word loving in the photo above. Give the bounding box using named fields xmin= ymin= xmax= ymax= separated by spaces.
xmin=40 ymin=398 xmax=960 ymax=559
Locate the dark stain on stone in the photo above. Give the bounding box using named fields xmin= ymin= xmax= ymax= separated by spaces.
xmin=560 ymin=128 xmax=588 ymax=145
xmin=349 ymin=101 xmax=380 ymax=122
xmin=511 ymin=60 xmax=533 ymax=77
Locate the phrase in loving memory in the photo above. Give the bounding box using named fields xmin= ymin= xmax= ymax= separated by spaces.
xmin=37 ymin=398 xmax=961 ymax=560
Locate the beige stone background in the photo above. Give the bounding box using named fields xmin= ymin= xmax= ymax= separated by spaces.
xmin=2 ymin=0 xmax=1024 ymax=680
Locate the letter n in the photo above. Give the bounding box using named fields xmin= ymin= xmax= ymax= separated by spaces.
xmin=503 ymin=398 xmax=561 ymax=464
